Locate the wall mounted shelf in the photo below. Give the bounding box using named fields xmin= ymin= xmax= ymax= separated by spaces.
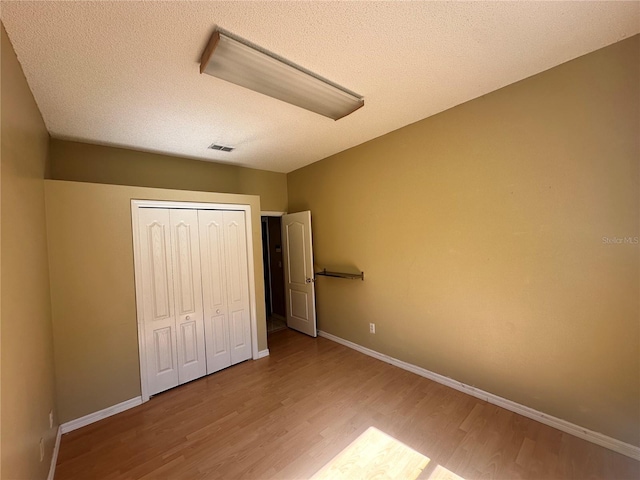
xmin=315 ymin=268 xmax=364 ymax=281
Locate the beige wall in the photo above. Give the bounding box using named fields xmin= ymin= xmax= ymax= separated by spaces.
xmin=44 ymin=180 xmax=267 ymax=423
xmin=50 ymin=139 xmax=288 ymax=212
xmin=288 ymin=36 xmax=640 ymax=446
xmin=1 ymin=25 xmax=57 ymax=479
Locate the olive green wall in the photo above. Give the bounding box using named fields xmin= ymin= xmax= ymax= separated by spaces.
xmin=288 ymin=36 xmax=639 ymax=446
xmin=50 ymin=139 xmax=288 ymax=212
xmin=1 ymin=24 xmax=57 ymax=479
xmin=44 ymin=180 xmax=267 ymax=423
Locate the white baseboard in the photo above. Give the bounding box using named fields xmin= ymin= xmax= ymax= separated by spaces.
xmin=47 ymin=427 xmax=62 ymax=480
xmin=318 ymin=330 xmax=640 ymax=461
xmin=60 ymin=396 xmax=143 ymax=434
xmin=257 ymin=348 xmax=270 ymax=359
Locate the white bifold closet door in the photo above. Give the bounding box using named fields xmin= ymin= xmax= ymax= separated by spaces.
xmin=138 ymin=208 xmax=207 ymax=396
xmin=198 ymin=210 xmax=252 ymax=374
xmin=138 ymin=207 xmax=252 ymax=397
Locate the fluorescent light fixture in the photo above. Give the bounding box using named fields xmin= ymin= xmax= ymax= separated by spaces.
xmin=200 ymin=29 xmax=364 ymax=120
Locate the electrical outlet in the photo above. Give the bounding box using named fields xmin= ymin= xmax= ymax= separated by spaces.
xmin=39 ymin=438 xmax=44 ymax=462
xmin=49 ymin=410 xmax=54 ymax=429
xmin=369 ymin=323 xmax=376 ymax=334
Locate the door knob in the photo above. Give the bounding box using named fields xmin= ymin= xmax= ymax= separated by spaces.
xmin=306 ymin=277 xmax=314 ymax=284
xmin=186 ymin=315 xmax=191 ymax=320
xmin=216 ymin=309 xmax=221 ymax=314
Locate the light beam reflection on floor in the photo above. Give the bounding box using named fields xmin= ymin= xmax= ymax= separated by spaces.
xmin=310 ymin=426 xmax=466 ymax=480
xmin=428 ymin=464 xmax=466 ymax=480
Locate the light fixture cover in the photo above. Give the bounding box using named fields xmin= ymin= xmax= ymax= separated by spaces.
xmin=200 ymin=29 xmax=364 ymax=120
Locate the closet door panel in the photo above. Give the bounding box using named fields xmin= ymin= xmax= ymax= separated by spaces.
xmin=198 ymin=210 xmax=232 ymax=373
xmin=230 ymin=310 xmax=249 ymax=352
xmin=223 ymin=211 xmax=252 ymax=365
xmin=211 ymin=314 xmax=229 ymax=355
xmin=170 ymin=209 xmax=207 ymax=384
xmin=138 ymin=208 xmax=179 ymax=395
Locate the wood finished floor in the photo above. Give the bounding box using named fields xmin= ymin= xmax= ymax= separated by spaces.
xmin=55 ymin=329 xmax=639 ymax=480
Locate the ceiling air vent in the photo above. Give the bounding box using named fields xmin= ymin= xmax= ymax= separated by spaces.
xmin=208 ymin=143 xmax=234 ymax=152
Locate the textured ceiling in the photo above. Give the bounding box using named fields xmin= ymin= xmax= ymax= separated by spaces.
xmin=2 ymin=1 xmax=639 ymax=173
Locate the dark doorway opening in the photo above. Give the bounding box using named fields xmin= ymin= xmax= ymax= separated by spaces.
xmin=261 ymin=216 xmax=287 ymax=334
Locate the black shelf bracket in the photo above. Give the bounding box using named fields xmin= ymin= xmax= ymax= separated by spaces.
xmin=315 ymin=268 xmax=364 ymax=281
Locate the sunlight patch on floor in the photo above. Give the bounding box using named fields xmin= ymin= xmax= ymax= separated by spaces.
xmin=310 ymin=426 xmax=430 ymax=479
xmin=427 ymin=464 xmax=466 ymax=480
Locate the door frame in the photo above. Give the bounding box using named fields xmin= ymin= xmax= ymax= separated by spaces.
xmin=132 ymin=200 xmax=260 ymax=402
xmin=260 ymin=211 xmax=287 ymax=217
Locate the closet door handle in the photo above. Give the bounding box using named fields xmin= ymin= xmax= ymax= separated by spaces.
xmin=185 ymin=315 xmax=191 ymax=321
xmin=216 ymin=309 xmax=221 ymax=314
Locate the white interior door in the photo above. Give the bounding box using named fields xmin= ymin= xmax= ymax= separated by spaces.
xmin=222 ymin=211 xmax=252 ymax=365
xmin=282 ymin=211 xmax=317 ymax=337
xmin=199 ymin=210 xmax=252 ymax=373
xmin=138 ymin=208 xmax=179 ymax=395
xmin=199 ymin=210 xmax=232 ymax=374
xmin=134 ymin=201 xmax=259 ymax=401
xmin=169 ymin=209 xmax=207 ymax=384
